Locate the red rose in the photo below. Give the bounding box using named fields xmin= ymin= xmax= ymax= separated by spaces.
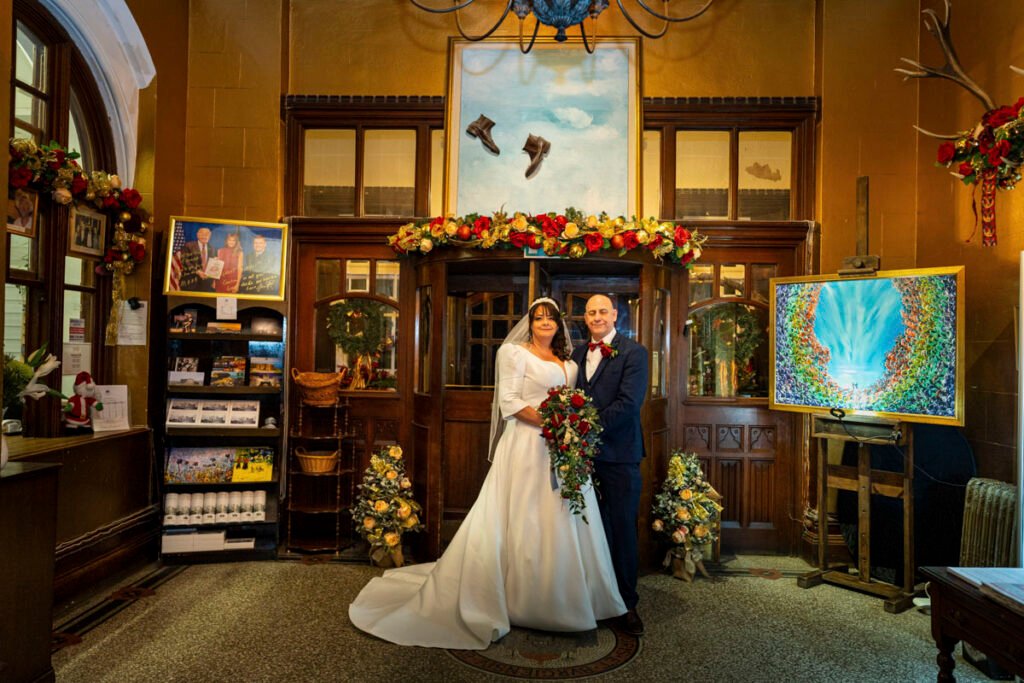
xmin=673 ymin=225 xmax=691 ymax=247
xmin=473 ymin=215 xmax=491 ymax=234
xmin=568 ymin=413 xmax=579 ymax=424
xmin=936 ymin=141 xmax=956 ymax=165
xmin=554 ymin=214 xmax=567 ymax=229
xmin=430 ymin=215 xmax=444 ymax=228
xmin=102 ymin=195 xmax=118 ymax=208
xmin=128 ymin=242 xmax=146 ymax=262
xmin=983 ymin=105 xmax=1018 ymax=128
xmin=548 ymin=388 xmax=558 ymax=396
xmin=552 ymin=413 xmax=563 ymax=426
xmin=680 ymin=251 xmax=695 ymax=267
xmin=978 ymin=128 xmax=995 ymax=153
xmin=583 ymin=233 xmax=604 ymax=252
xmin=9 ymin=167 xmax=32 ymax=188
xmin=120 ymin=188 xmax=142 ymax=209
xmin=600 ymin=344 xmax=613 ymax=358
xmin=647 ymin=234 xmax=664 ymax=250
xmin=578 ymin=421 xmax=590 ymax=434
xmin=542 ymin=427 xmax=552 ymax=439
xmin=509 ymin=231 xmax=528 ymax=248
xmin=570 ymin=394 xmax=585 ymax=409
xmin=71 ymin=174 xmax=88 ymax=195
xmin=103 ymin=248 xmax=115 ymax=263
xmin=958 ymin=161 xmax=975 ymax=177
xmin=622 ymin=231 xmax=639 ymax=250
xmin=559 ymin=444 xmax=569 ymax=452
xmin=526 ymin=232 xmax=542 ymax=249
xmin=988 ymin=139 xmax=1011 ymax=166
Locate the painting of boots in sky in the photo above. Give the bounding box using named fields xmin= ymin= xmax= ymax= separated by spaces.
xmin=446 ymin=39 xmax=638 ymax=217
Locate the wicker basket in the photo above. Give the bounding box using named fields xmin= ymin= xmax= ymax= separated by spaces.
xmin=295 ymin=447 xmax=339 ymax=473
xmin=291 ymin=368 xmax=341 ymax=406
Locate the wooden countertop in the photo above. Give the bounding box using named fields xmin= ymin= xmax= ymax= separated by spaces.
xmin=6 ymin=427 xmax=150 ymax=459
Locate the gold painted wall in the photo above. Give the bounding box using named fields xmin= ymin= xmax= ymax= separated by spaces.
xmin=913 ymin=1 xmax=1024 ymax=481
xmin=289 ymin=1 xmax=815 ymax=97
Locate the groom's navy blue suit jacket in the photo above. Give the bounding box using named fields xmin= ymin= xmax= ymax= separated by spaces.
xmin=572 ymin=334 xmax=648 ymax=463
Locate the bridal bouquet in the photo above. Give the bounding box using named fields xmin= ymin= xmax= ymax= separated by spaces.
xmin=651 ymin=450 xmax=723 ymax=581
xmin=538 ymin=386 xmax=603 ymax=522
xmin=353 ymin=444 xmax=424 ymax=568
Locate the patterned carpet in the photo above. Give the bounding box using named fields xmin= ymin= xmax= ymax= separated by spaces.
xmin=51 ymin=555 xmax=992 ymax=682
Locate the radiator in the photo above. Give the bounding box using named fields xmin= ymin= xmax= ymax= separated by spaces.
xmin=959 ymin=477 xmax=1019 ymax=567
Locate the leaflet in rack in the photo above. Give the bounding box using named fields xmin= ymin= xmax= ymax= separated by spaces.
xmin=166 ymin=398 xmax=260 ymax=428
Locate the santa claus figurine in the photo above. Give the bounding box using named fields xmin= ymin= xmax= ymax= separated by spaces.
xmin=65 ymin=371 xmax=103 ymax=429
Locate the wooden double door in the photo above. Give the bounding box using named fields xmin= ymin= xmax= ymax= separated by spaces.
xmin=678 ymin=226 xmax=816 ymax=555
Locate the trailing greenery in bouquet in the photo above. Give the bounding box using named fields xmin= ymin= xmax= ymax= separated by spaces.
xmin=353 ymin=445 xmax=424 ymax=568
xmin=387 ymin=207 xmax=705 ymax=268
xmin=537 ymin=386 xmax=603 ymax=523
xmin=651 ymin=450 xmax=723 ymax=582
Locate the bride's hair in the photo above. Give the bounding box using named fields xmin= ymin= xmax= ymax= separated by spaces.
xmin=527 ymin=300 xmax=570 ymax=360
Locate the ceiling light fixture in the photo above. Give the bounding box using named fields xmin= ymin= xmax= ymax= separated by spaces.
xmin=409 ymin=0 xmax=715 ymax=53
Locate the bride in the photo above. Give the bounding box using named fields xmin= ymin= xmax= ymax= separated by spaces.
xmin=349 ymin=297 xmax=626 ymax=649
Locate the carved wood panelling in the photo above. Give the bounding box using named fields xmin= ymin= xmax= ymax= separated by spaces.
xmin=717 ymin=459 xmax=742 ymax=523
xmin=441 ymin=420 xmax=490 ymax=512
xmin=750 ymin=460 xmax=775 ymax=524
xmin=750 ymin=426 xmax=775 ymax=452
xmin=375 ymin=419 xmax=399 ymax=443
xmin=716 ymin=425 xmax=744 ymax=452
xmin=684 ymin=424 xmax=711 ymax=451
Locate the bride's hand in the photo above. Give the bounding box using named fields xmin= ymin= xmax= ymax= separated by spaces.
xmin=512 ymin=405 xmax=543 ymax=428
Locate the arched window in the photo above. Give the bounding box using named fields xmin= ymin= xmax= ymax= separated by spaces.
xmin=6 ymin=0 xmax=116 ymax=432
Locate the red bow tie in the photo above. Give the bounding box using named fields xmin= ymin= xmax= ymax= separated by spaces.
xmin=588 ymin=341 xmax=602 ymax=351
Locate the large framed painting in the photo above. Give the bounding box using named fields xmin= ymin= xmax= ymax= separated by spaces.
xmin=769 ymin=266 xmax=964 ymax=426
xmin=164 ymin=216 xmax=287 ymax=301
xmin=445 ymin=38 xmax=640 ymax=217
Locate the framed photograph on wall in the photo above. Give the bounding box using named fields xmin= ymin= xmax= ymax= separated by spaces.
xmin=69 ymin=204 xmax=107 ymax=257
xmin=7 ymin=188 xmax=38 ymax=237
xmin=164 ymin=216 xmax=287 ymax=301
xmin=445 ymin=38 xmax=640 ymax=218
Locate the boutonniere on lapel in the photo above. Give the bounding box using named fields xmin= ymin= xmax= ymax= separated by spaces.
xmin=588 ymin=340 xmax=619 ymax=359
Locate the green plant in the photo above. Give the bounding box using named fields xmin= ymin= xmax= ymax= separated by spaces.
xmin=2 ymin=354 xmax=33 ymax=416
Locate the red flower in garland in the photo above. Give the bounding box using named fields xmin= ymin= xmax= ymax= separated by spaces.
xmin=583 ymin=232 xmax=604 ymax=252
xmin=128 ymin=241 xmax=146 ymax=262
xmin=9 ymin=167 xmax=32 ymax=188
xmin=120 ymin=188 xmax=142 ymax=209
xmin=71 ymin=175 xmax=88 ymax=196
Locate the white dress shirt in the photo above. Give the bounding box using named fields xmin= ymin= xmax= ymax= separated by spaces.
xmin=586 ymin=330 xmax=616 ymax=381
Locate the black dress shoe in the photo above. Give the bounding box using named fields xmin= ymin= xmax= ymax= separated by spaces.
xmin=621 ymin=609 xmax=644 ymax=636
xmin=466 ymin=114 xmax=500 ymax=155
xmin=522 ymin=133 xmax=551 ymax=178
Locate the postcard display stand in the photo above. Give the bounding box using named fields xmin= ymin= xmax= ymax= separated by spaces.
xmin=797 ymin=415 xmax=916 ymax=613
xmin=160 ymin=304 xmax=285 ymax=562
xmin=285 ymin=395 xmax=357 ymax=554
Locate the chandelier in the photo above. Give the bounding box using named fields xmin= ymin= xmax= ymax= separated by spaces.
xmin=409 ymin=0 xmax=715 ymax=53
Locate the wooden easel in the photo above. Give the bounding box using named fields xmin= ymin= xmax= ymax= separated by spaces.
xmin=796 ymin=177 xmax=916 ymax=613
xmin=797 ymin=415 xmax=916 ymax=613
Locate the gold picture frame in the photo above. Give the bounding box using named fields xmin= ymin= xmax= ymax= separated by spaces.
xmin=164 ymin=216 xmax=287 ymax=301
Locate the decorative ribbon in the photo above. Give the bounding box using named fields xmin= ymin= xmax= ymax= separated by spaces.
xmin=980 ymin=168 xmax=998 ymax=246
xmin=105 ymin=269 xmax=126 ymax=346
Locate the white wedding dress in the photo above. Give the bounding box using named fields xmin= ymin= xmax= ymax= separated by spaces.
xmin=349 ymin=344 xmax=626 ymax=649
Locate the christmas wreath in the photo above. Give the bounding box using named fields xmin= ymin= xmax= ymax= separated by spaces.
xmin=326 ymin=298 xmax=387 ymax=356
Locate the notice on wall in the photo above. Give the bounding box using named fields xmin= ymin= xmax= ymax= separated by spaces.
xmin=68 ymin=318 xmax=86 ymax=343
xmin=91 ymin=385 xmax=130 ymax=432
xmin=117 ymin=300 xmax=148 ymax=346
xmin=62 ymin=342 xmax=92 ymax=376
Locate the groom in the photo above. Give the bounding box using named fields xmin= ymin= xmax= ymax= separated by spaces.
xmin=573 ymin=294 xmax=648 ymax=637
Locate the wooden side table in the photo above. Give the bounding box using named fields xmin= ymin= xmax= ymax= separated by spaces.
xmin=920 ymin=566 xmax=1024 ymax=681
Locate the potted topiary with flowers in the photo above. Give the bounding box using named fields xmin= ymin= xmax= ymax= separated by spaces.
xmin=352 ymin=444 xmax=424 ymax=568
xmin=650 ymin=450 xmax=723 ymax=582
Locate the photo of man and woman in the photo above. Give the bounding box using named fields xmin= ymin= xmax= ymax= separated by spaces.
xmin=165 ymin=218 xmax=286 ymax=300
xmin=7 ymin=188 xmax=38 ymax=236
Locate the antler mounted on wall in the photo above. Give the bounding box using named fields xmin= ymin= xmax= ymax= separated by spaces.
xmin=896 ymin=0 xmax=1024 ymax=246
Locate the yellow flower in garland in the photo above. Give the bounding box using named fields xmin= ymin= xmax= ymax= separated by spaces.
xmin=384 ymin=532 xmax=400 ymax=547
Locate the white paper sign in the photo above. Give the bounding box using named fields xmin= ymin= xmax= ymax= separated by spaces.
xmin=117 ymin=300 xmax=148 ymax=346
xmin=62 ymin=342 xmax=92 ymax=376
xmin=216 ymin=297 xmax=237 ymax=320
xmin=91 ymin=385 xmax=131 ymax=432
xmin=68 ymin=318 xmax=86 ymax=343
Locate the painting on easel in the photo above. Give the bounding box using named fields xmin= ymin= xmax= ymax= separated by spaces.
xmin=769 ymin=266 xmax=964 ymax=426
